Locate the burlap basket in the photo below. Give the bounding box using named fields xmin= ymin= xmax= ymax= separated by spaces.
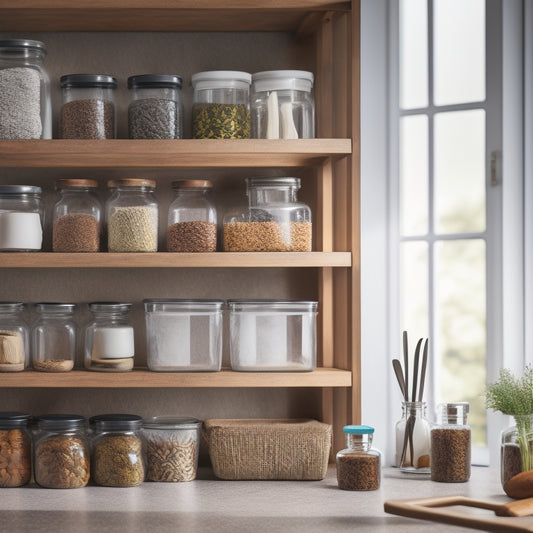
xmin=204 ymin=418 xmax=332 ymax=480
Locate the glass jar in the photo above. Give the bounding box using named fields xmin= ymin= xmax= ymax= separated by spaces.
xmin=501 ymin=414 xmax=533 ymax=490
xmin=251 ymin=70 xmax=315 ymax=139
xmin=0 ymin=185 xmax=43 ymax=251
xmin=395 ymin=401 xmax=431 ymax=473
xmin=431 ymin=402 xmax=471 ymax=482
xmin=91 ymin=414 xmax=145 ymax=487
xmin=0 ymin=302 xmax=29 ymax=372
xmin=167 ymin=180 xmax=217 ymax=252
xmin=84 ymin=302 xmax=134 ymax=372
xmin=33 ymin=414 xmax=90 ymax=489
xmin=0 ymin=412 xmax=32 ymax=487
xmin=32 ymin=303 xmax=76 ymax=372
xmin=336 ymin=425 xmax=381 ymax=490
xmin=53 ymin=179 xmax=101 ymax=252
xmin=128 ymin=74 xmax=183 ymax=139
xmin=59 ymin=74 xmax=117 ymax=139
xmin=192 ymin=70 xmax=251 ymax=139
xmin=106 ymin=178 xmax=158 ymax=252
xmin=223 ymin=177 xmax=312 ymax=252
xmin=0 ymin=39 xmax=51 ymax=139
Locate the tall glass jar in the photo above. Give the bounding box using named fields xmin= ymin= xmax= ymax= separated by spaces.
xmin=0 ymin=302 xmax=29 ymax=372
xmin=192 ymin=70 xmax=251 ymax=139
xmin=59 ymin=74 xmax=117 ymax=139
xmin=53 ymin=179 xmax=101 ymax=252
xmin=32 ymin=303 xmax=76 ymax=372
xmin=106 ymin=179 xmax=158 ymax=252
xmin=0 ymin=412 xmax=32 ymax=487
xmin=501 ymin=414 xmax=533 ymax=490
xmin=223 ymin=177 xmax=312 ymax=252
xmin=84 ymin=302 xmax=134 ymax=372
xmin=395 ymin=401 xmax=431 ymax=473
xmin=167 ymin=180 xmax=217 ymax=252
xmin=0 ymin=39 xmax=51 ymax=139
xmin=128 ymin=74 xmax=183 ymax=139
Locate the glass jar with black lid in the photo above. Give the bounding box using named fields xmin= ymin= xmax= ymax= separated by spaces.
xmin=0 ymin=412 xmax=32 ymax=487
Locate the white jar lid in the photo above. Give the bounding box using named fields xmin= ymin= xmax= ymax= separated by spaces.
xmin=252 ymin=70 xmax=314 ymax=93
xmin=192 ymin=70 xmax=252 ymax=91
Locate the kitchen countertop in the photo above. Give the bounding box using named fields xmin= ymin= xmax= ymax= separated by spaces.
xmin=0 ymin=466 xmax=512 ymax=532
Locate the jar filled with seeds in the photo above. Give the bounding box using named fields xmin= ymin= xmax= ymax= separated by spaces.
xmin=167 ymin=180 xmax=217 ymax=252
xmin=53 ymin=179 xmax=101 ymax=252
xmin=128 ymin=74 xmax=183 ymax=139
xmin=0 ymin=302 xmax=29 ymax=372
xmin=106 ymin=178 xmax=158 ymax=252
xmin=60 ymin=74 xmax=117 ymax=139
xmin=223 ymin=177 xmax=312 ymax=252
xmin=336 ymin=425 xmax=381 ymax=491
xmin=0 ymin=39 xmax=51 ymax=139
xmin=192 ymin=70 xmax=251 ymax=139
xmin=0 ymin=412 xmax=32 ymax=488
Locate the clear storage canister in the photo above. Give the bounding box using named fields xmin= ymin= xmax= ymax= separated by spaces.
xmin=128 ymin=74 xmax=183 ymax=139
xmin=167 ymin=180 xmax=217 ymax=252
xmin=223 ymin=177 xmax=312 ymax=252
xmin=395 ymin=401 xmax=431 ymax=473
xmin=32 ymin=303 xmax=76 ymax=372
xmin=106 ymin=178 xmax=158 ymax=252
xmin=251 ymin=70 xmax=315 ymax=139
xmin=60 ymin=74 xmax=117 ymax=139
xmin=84 ymin=302 xmax=134 ymax=372
xmin=53 ymin=179 xmax=101 ymax=252
xmin=0 ymin=412 xmax=32 ymax=488
xmin=0 ymin=302 xmax=29 ymax=372
xmin=192 ymin=70 xmax=251 ymax=139
xmin=0 ymin=39 xmax=51 ymax=139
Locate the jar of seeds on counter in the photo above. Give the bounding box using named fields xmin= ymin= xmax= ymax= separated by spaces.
xmin=0 ymin=412 xmax=32 ymax=488
xmin=0 ymin=302 xmax=29 ymax=372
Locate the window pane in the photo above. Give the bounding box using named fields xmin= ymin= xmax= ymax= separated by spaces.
xmin=400 ymin=0 xmax=428 ymax=109
xmin=434 ymin=110 xmax=486 ymax=234
xmin=400 ymin=115 xmax=428 ymax=236
xmin=435 ymin=239 xmax=486 ymax=447
xmin=434 ymin=0 xmax=485 ymax=106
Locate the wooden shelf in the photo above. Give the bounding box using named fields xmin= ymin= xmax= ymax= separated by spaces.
xmin=0 ymin=368 xmax=352 ymax=388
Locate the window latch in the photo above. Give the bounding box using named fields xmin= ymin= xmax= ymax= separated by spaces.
xmin=490 ymin=150 xmax=501 ymax=187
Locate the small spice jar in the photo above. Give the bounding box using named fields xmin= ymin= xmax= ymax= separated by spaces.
xmin=91 ymin=414 xmax=145 ymax=487
xmin=59 ymin=74 xmax=117 ymax=139
xmin=128 ymin=74 xmax=183 ymax=139
xmin=192 ymin=70 xmax=251 ymax=139
xmin=0 ymin=39 xmax=51 ymax=139
xmin=33 ymin=414 xmax=90 ymax=489
xmin=167 ymin=180 xmax=217 ymax=252
xmin=336 ymin=425 xmax=381 ymax=491
xmin=0 ymin=302 xmax=29 ymax=372
xmin=0 ymin=412 xmax=32 ymax=487
xmin=106 ymin=178 xmax=158 ymax=252
xmin=32 ymin=303 xmax=76 ymax=372
xmin=53 ymin=179 xmax=101 ymax=252
xmin=84 ymin=302 xmax=134 ymax=372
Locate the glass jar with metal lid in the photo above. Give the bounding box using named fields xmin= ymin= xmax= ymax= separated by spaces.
xmin=0 ymin=412 xmax=32 ymax=487
xmin=0 ymin=302 xmax=29 ymax=372
xmin=59 ymin=74 xmax=117 ymax=139
xmin=0 ymin=39 xmax=51 ymax=139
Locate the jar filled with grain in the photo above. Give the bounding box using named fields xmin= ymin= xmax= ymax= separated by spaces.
xmin=167 ymin=180 xmax=217 ymax=252
xmin=0 ymin=302 xmax=29 ymax=372
xmin=0 ymin=412 xmax=32 ymax=487
xmin=53 ymin=179 xmax=101 ymax=252
xmin=60 ymin=74 xmax=117 ymax=139
xmin=223 ymin=177 xmax=312 ymax=252
xmin=106 ymin=178 xmax=158 ymax=252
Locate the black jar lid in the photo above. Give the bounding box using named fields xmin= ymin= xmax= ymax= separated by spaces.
xmin=91 ymin=414 xmax=143 ymax=431
xmin=60 ymin=74 xmax=117 ymax=89
xmin=0 ymin=412 xmax=31 ymax=429
xmin=128 ymin=74 xmax=183 ymax=89
xmin=36 ymin=414 xmax=86 ymax=431
xmin=0 ymin=39 xmax=46 ymax=55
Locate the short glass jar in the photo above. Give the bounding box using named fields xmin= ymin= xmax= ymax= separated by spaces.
xmin=223 ymin=177 xmax=312 ymax=252
xmin=395 ymin=401 xmax=431 ymax=473
xmin=192 ymin=70 xmax=251 ymax=139
xmin=0 ymin=412 xmax=32 ymax=487
xmin=0 ymin=302 xmax=29 ymax=372
xmin=84 ymin=302 xmax=134 ymax=372
xmin=501 ymin=414 xmax=533 ymax=489
xmin=106 ymin=178 xmax=158 ymax=252
xmin=59 ymin=74 xmax=117 ymax=139
xmin=0 ymin=39 xmax=51 ymax=139
xmin=0 ymin=185 xmax=43 ymax=251
xmin=167 ymin=180 xmax=217 ymax=252
xmin=32 ymin=303 xmax=76 ymax=373
xmin=33 ymin=414 xmax=90 ymax=489
xmin=53 ymin=179 xmax=101 ymax=252
xmin=128 ymin=74 xmax=183 ymax=139
xmin=251 ymin=70 xmax=315 ymax=139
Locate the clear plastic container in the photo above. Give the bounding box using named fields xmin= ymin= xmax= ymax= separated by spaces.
xmin=192 ymin=70 xmax=251 ymax=139
xmin=251 ymin=70 xmax=315 ymax=139
xmin=0 ymin=302 xmax=29 ymax=372
xmin=0 ymin=39 xmax=51 ymax=139
xmin=223 ymin=177 xmax=312 ymax=252
xmin=144 ymin=299 xmax=223 ymax=371
xmin=60 ymin=74 xmax=117 ymax=139
xmin=167 ymin=180 xmax=217 ymax=252
xmin=53 ymin=179 xmax=101 ymax=252
xmin=0 ymin=412 xmax=32 ymax=487
xmin=106 ymin=178 xmax=158 ymax=252
xmin=228 ymin=299 xmax=317 ymax=371
xmin=128 ymin=74 xmax=183 ymax=139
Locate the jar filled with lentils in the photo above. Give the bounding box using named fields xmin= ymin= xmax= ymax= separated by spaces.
xmin=0 ymin=412 xmax=32 ymax=487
